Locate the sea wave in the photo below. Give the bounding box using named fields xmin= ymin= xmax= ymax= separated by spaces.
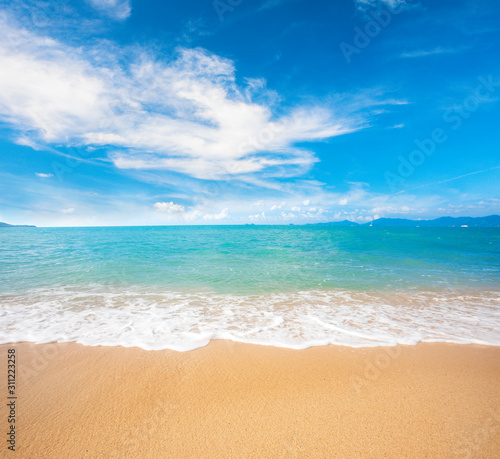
xmin=1 ymin=285 xmax=499 ymax=350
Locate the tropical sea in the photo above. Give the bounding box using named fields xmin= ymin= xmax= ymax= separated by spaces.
xmin=0 ymin=226 xmax=499 ymax=350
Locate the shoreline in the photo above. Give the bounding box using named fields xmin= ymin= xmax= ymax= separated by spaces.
xmin=4 ymin=285 xmax=500 ymax=352
xmin=1 ymin=341 xmax=499 ymax=457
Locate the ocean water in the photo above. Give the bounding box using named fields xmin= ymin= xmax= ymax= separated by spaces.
xmin=0 ymin=226 xmax=499 ymax=350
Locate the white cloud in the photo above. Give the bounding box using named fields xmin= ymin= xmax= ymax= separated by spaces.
xmin=86 ymin=0 xmax=131 ymax=20
xmin=0 ymin=16 xmax=359 ymax=182
xmin=154 ymin=202 xmax=186 ymax=213
xmin=62 ymin=208 xmax=75 ymax=213
xmin=354 ymin=0 xmax=408 ymax=10
xmin=35 ymin=173 xmax=53 ymax=178
xmin=249 ymin=212 xmax=266 ymax=222
xmin=270 ymin=201 xmax=286 ymax=210
xmin=399 ymin=47 xmax=457 ymax=58
xmin=153 ymin=202 xmax=230 ymax=222
xmin=203 ymin=208 xmax=228 ymax=221
xmin=371 ymin=205 xmax=413 ymax=213
xmin=303 ymin=199 xmax=310 ymax=206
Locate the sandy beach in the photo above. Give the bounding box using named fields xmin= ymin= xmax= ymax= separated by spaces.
xmin=1 ymin=341 xmax=499 ymax=458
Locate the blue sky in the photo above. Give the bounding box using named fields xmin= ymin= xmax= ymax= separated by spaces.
xmin=0 ymin=0 xmax=499 ymax=226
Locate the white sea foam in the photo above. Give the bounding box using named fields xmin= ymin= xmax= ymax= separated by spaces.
xmin=1 ymin=286 xmax=499 ymax=350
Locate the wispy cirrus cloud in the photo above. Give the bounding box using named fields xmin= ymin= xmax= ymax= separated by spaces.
xmin=354 ymin=0 xmax=409 ymax=10
xmin=86 ymin=0 xmax=131 ymax=20
xmin=0 ymin=13 xmax=360 ymax=182
xmin=399 ymin=47 xmax=460 ymax=58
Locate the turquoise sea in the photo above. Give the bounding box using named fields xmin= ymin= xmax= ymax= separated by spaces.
xmin=1 ymin=226 xmax=499 ymax=350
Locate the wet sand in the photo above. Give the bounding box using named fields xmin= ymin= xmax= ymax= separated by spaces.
xmin=1 ymin=341 xmax=499 ymax=458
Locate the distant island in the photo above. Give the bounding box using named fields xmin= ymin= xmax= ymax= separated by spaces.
xmin=310 ymin=215 xmax=500 ymax=228
xmin=312 ymin=219 xmax=360 ymax=227
xmin=0 ymin=222 xmax=36 ymax=228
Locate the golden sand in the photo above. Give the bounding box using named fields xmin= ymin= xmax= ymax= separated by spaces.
xmin=1 ymin=341 xmax=499 ymax=458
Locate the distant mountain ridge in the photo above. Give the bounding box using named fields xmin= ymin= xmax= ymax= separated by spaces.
xmin=311 ymin=215 xmax=500 ymax=227
xmin=0 ymin=222 xmax=36 ymax=228
xmin=312 ymin=219 xmax=360 ymax=226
